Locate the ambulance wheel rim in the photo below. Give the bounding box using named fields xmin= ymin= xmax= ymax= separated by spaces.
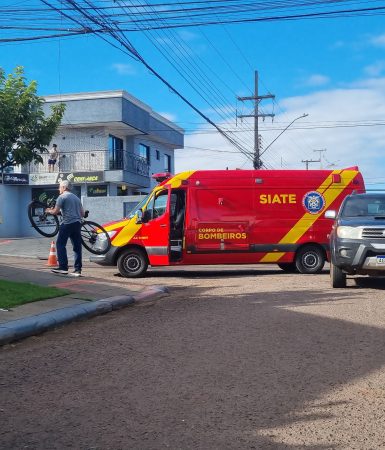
xmin=303 ymin=253 xmax=317 ymax=268
xmin=117 ymin=249 xmax=148 ymax=278
xmin=126 ymin=255 xmax=141 ymax=271
xmin=295 ymin=245 xmax=325 ymax=274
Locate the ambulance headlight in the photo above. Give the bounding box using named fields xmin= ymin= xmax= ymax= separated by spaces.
xmin=336 ymin=226 xmax=361 ymax=239
xmin=93 ymin=230 xmax=117 ymax=251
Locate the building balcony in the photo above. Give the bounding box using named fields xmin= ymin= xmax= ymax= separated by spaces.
xmin=24 ymin=150 xmax=150 ymax=178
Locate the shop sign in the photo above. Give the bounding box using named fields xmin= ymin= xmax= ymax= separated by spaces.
xmin=87 ymin=185 xmax=108 ymax=197
xmin=58 ymin=171 xmax=104 ymax=184
xmin=29 ymin=171 xmax=104 ymax=185
xmin=29 ymin=173 xmax=58 ymax=185
xmin=2 ymin=173 xmax=29 ymax=185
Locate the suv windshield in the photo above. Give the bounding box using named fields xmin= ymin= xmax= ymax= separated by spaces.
xmin=341 ymin=195 xmax=385 ymax=217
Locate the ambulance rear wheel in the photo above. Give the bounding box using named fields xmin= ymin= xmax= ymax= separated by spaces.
xmin=117 ymin=248 xmax=148 ymax=278
xmin=277 ymin=263 xmax=297 ymax=273
xmin=295 ymin=245 xmax=325 ymax=274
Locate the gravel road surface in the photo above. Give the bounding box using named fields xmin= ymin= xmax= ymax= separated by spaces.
xmin=1 ymin=265 xmax=385 ymax=449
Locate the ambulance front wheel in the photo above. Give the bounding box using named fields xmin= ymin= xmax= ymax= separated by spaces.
xmin=117 ymin=248 xmax=148 ymax=278
xmin=295 ymin=245 xmax=325 ymax=274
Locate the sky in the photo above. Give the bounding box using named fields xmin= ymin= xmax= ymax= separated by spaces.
xmin=2 ymin=0 xmax=385 ymax=189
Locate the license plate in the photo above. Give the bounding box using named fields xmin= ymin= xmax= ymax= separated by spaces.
xmin=377 ymin=256 xmax=385 ymax=264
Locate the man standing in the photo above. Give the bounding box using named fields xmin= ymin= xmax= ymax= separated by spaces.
xmin=46 ymin=180 xmax=85 ymax=276
xmin=48 ymin=144 xmax=59 ymax=173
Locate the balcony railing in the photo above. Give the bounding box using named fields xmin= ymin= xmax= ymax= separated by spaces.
xmin=25 ymin=150 xmax=149 ymax=177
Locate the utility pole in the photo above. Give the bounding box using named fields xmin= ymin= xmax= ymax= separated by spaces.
xmin=237 ymin=71 xmax=275 ymax=169
xmin=313 ymin=149 xmax=327 ymax=168
xmin=302 ymin=159 xmax=320 ymax=170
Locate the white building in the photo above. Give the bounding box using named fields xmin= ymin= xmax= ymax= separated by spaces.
xmin=0 ymin=90 xmax=184 ymax=237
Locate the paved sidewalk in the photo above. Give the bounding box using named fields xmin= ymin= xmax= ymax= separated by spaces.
xmin=0 ymin=236 xmax=91 ymax=260
xmin=0 ymin=237 xmax=168 ymax=345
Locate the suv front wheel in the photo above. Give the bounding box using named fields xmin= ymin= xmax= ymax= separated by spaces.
xmin=330 ymin=261 xmax=347 ymax=288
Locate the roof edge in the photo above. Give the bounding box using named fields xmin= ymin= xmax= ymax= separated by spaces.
xmin=43 ymin=90 xmax=184 ymax=134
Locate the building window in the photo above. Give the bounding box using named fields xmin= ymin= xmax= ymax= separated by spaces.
xmin=156 ymin=150 xmax=160 ymax=160
xmin=109 ymin=135 xmax=124 ymax=169
xmin=164 ymin=154 xmax=171 ymax=172
xmin=137 ymin=143 xmax=150 ymax=164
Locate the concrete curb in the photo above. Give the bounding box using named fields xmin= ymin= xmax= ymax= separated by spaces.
xmin=0 ymin=286 xmax=169 ymax=346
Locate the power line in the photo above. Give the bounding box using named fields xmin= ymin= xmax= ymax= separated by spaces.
xmin=3 ymin=1 xmax=385 ymax=42
xmin=44 ymin=0 xmax=254 ymax=160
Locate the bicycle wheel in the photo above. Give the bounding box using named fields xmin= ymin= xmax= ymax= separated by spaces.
xmin=27 ymin=201 xmax=60 ymax=238
xmin=80 ymin=220 xmax=111 ymax=255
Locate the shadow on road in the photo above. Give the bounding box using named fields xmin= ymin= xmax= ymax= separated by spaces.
xmin=1 ymin=275 xmax=385 ymax=448
xmin=114 ymin=267 xmax=330 ymax=279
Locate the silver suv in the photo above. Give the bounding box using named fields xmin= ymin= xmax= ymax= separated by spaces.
xmin=326 ymin=193 xmax=385 ymax=288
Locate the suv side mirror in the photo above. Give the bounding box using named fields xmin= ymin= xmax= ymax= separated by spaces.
xmin=325 ymin=210 xmax=336 ymax=219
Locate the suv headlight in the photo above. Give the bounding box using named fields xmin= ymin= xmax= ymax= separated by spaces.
xmin=336 ymin=226 xmax=361 ymax=239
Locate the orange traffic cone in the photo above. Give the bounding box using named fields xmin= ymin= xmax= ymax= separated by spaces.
xmin=46 ymin=240 xmax=58 ymax=267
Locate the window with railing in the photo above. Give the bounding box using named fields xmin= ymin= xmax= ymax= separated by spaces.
xmin=109 ymin=135 xmax=124 ymax=169
xmin=137 ymin=143 xmax=150 ymax=164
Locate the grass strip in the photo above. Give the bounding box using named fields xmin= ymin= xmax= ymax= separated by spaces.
xmin=0 ymin=280 xmax=70 ymax=309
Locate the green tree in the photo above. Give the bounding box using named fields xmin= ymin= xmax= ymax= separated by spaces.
xmin=0 ymin=66 xmax=65 ymax=176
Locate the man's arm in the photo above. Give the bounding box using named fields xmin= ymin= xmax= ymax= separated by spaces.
xmin=46 ymin=205 xmax=61 ymax=215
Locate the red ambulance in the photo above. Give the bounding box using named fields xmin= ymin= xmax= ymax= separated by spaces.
xmin=90 ymin=167 xmax=365 ymax=277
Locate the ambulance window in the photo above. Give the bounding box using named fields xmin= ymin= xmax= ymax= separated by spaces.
xmin=154 ymin=191 xmax=168 ymax=217
xmin=145 ymin=190 xmax=168 ymax=220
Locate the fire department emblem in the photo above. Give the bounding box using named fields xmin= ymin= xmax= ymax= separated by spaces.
xmin=302 ymin=191 xmax=325 ymax=214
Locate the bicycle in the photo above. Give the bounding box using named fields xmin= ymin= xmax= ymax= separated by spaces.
xmin=27 ymin=199 xmax=111 ymax=255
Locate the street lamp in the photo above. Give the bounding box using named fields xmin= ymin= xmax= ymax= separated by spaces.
xmin=260 ymin=113 xmax=309 ymax=157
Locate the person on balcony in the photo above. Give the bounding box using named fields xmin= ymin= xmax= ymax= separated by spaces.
xmin=48 ymin=144 xmax=59 ymax=172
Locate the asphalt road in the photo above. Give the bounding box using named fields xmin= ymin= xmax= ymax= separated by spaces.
xmin=1 ymin=265 xmax=385 ymax=449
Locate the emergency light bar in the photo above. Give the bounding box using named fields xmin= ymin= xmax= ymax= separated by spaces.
xmin=152 ymin=172 xmax=172 ymax=183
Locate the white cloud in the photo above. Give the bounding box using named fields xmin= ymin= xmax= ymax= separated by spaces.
xmin=364 ymin=61 xmax=385 ymax=77
xmin=177 ymin=30 xmax=199 ymax=41
xmin=158 ymin=111 xmax=177 ymax=122
xmin=111 ymin=63 xmax=136 ymax=76
xmin=175 ymin=130 xmax=251 ymax=173
xmin=305 ymin=74 xmax=330 ymax=87
xmin=155 ymin=31 xmax=205 ymax=58
xmin=175 ymin=77 xmax=385 ymax=188
xmin=370 ymin=33 xmax=385 ymax=47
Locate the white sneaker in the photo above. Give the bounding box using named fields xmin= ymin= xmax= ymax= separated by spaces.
xmin=51 ymin=268 xmax=68 ymax=275
xmin=70 ymin=270 xmax=82 ymax=277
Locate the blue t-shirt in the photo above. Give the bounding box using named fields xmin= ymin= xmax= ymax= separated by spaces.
xmin=56 ymin=191 xmax=83 ymax=225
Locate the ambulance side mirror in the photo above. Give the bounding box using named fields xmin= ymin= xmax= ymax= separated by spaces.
xmin=136 ymin=209 xmax=143 ymax=224
xmin=325 ymin=210 xmax=336 ymax=219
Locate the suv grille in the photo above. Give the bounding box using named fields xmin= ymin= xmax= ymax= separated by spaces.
xmin=362 ymin=227 xmax=385 ymax=239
